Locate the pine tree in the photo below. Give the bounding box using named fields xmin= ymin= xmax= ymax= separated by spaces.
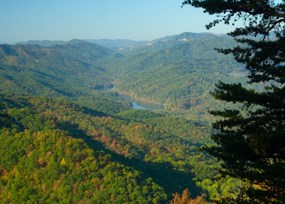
xmin=182 ymin=0 xmax=285 ymax=203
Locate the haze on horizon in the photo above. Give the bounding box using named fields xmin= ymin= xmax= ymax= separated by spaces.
xmin=0 ymin=0 xmax=237 ymax=43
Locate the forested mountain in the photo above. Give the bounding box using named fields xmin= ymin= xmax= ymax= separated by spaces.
xmin=107 ymin=32 xmax=246 ymax=119
xmin=0 ymin=40 xmax=119 ymax=97
xmin=1 ymin=33 xmax=246 ymax=117
xmin=0 ymin=32 xmax=245 ymax=203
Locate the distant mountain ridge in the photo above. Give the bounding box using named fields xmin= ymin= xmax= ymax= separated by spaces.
xmin=16 ymin=32 xmax=227 ymax=50
xmin=151 ymin=32 xmax=227 ymax=43
xmin=1 ymin=32 xmax=246 ymax=117
xmin=86 ymin=39 xmax=147 ymax=51
xmin=18 ymin=40 xmax=67 ymax=47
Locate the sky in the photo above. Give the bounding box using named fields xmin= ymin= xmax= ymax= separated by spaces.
xmin=0 ymin=0 xmax=237 ymax=43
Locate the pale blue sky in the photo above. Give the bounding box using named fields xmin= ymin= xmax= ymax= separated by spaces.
xmin=0 ymin=0 xmax=236 ymax=43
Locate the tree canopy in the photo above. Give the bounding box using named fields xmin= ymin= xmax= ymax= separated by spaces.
xmin=183 ymin=0 xmax=285 ymax=203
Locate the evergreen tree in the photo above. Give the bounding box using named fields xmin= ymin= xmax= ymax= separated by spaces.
xmin=183 ymin=0 xmax=285 ymax=203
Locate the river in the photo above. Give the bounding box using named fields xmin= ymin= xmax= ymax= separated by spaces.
xmin=131 ymin=101 xmax=164 ymax=111
xmin=95 ymin=84 xmax=164 ymax=111
xmin=132 ymin=102 xmax=147 ymax=110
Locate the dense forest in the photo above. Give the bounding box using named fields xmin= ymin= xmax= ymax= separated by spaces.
xmin=2 ymin=0 xmax=284 ymax=201
xmin=0 ymin=31 xmax=277 ymax=203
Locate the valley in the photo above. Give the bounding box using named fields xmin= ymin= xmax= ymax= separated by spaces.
xmin=0 ymin=32 xmax=245 ymax=203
